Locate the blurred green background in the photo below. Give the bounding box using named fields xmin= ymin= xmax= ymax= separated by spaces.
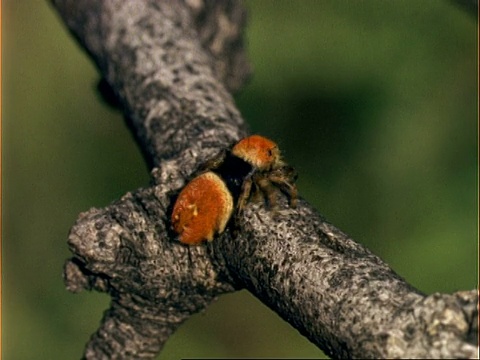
xmin=2 ymin=0 xmax=477 ymax=358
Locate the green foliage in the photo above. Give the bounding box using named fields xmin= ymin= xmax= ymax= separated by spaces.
xmin=2 ymin=0 xmax=477 ymax=358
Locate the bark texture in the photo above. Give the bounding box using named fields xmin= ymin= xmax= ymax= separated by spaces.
xmin=51 ymin=1 xmax=479 ymax=359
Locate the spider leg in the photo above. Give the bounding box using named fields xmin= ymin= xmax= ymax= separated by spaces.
xmin=250 ymin=183 xmax=264 ymax=203
xmin=268 ymin=171 xmax=298 ymax=208
xmin=254 ymin=173 xmax=279 ymax=211
xmin=236 ymin=177 xmax=253 ymax=217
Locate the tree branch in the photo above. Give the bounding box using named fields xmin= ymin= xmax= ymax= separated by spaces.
xmin=52 ymin=0 xmax=478 ymax=359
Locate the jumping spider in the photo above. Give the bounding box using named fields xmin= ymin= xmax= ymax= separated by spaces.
xmin=171 ymin=135 xmax=298 ymax=245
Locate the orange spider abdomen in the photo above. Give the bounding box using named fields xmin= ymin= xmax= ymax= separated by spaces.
xmin=171 ymin=172 xmax=234 ymax=245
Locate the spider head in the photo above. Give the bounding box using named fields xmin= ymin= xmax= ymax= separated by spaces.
xmin=231 ymin=135 xmax=284 ymax=171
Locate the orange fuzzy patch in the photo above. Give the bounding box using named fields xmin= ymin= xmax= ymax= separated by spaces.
xmin=231 ymin=135 xmax=281 ymax=170
xmin=171 ymin=172 xmax=233 ymax=245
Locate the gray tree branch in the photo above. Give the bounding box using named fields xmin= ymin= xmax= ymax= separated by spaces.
xmin=51 ymin=0 xmax=478 ymax=359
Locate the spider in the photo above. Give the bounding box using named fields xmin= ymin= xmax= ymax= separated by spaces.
xmin=171 ymin=135 xmax=298 ymax=245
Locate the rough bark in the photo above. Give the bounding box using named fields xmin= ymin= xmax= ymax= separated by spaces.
xmin=51 ymin=1 xmax=479 ymax=359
